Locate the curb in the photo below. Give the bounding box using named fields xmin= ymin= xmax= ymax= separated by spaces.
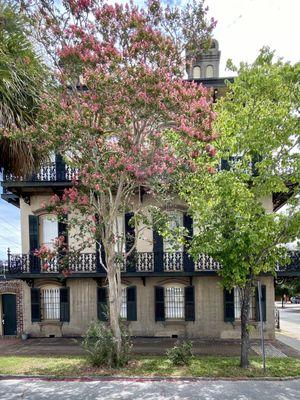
xmin=0 ymin=374 xmax=300 ymax=382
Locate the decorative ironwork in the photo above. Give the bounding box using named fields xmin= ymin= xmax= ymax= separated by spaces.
xmin=9 ymin=253 xmax=30 ymax=273
xmin=68 ymin=253 xmax=97 ymax=272
xmin=3 ymin=163 xmax=78 ymax=183
xmin=113 ymin=253 xmax=126 ymax=272
xmin=6 ymin=250 xmax=300 ymax=275
xmin=137 ymin=252 xmax=154 ymax=272
xmin=43 ymin=256 xmax=59 ymax=273
xmin=163 ymin=252 xmax=183 ymax=271
xmin=276 ymin=251 xmax=300 ymax=273
xmin=195 ymin=254 xmax=220 ymax=271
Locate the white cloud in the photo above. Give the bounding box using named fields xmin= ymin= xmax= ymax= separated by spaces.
xmin=205 ymin=0 xmax=300 ymax=76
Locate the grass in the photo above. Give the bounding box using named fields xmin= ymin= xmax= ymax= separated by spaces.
xmin=0 ymin=355 xmax=299 ymax=378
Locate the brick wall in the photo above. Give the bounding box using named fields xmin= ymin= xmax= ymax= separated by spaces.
xmin=0 ymin=280 xmax=24 ymax=335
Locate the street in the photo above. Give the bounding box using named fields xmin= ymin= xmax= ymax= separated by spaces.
xmin=276 ymin=302 xmax=300 ymax=352
xmin=0 ymin=378 xmax=299 ymax=400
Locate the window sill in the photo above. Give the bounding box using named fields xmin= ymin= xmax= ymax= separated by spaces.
xmin=165 ymin=319 xmax=185 ymax=325
xmin=39 ymin=320 xmax=62 ymax=325
xmin=227 ymin=320 xmax=266 ymax=327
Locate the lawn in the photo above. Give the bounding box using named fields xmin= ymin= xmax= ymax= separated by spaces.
xmin=0 ymin=356 xmax=299 ymax=378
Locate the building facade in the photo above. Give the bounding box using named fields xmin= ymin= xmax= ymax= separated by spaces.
xmin=1 ymin=40 xmax=294 ymax=340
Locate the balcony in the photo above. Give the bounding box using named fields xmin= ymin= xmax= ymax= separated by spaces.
xmin=1 ymin=161 xmax=79 ymax=207
xmin=4 ymin=250 xmax=300 ymax=277
xmin=2 ymin=162 xmax=78 ymax=183
xmin=5 ymin=250 xmax=222 ymax=277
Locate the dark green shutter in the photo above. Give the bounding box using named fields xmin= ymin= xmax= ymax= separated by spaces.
xmin=185 ymin=286 xmax=195 ymax=321
xmin=55 ymin=153 xmax=66 ymax=181
xmin=97 ymin=287 xmax=108 ymax=321
xmin=256 ymin=285 xmax=266 ymax=322
xmin=127 ymin=286 xmax=137 ymax=321
xmin=31 ymin=288 xmax=41 ymax=322
xmin=60 ymin=287 xmax=70 ymax=322
xmin=58 ymin=215 xmax=68 ymax=245
xmin=29 ymin=215 xmax=40 ymax=272
xmin=155 ymin=286 xmax=165 ymax=321
xmin=125 ymin=213 xmax=136 ymax=272
xmin=224 ymin=289 xmax=235 ymax=322
xmin=183 ymin=213 xmax=194 ymax=272
xmin=29 ymin=215 xmax=39 ymax=251
xmin=153 ymin=229 xmax=164 ymax=272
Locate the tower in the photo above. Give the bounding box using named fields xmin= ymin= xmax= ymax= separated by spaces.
xmin=187 ymin=39 xmax=221 ymax=80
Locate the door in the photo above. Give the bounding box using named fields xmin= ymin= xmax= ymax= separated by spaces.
xmin=2 ymin=294 xmax=17 ymax=335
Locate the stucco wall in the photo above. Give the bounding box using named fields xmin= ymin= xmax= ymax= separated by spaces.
xmin=19 ymin=193 xmax=189 ymax=254
xmin=21 ymin=275 xmax=275 ymax=340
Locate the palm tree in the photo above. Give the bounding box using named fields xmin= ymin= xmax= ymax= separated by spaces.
xmin=0 ymin=1 xmax=47 ymax=177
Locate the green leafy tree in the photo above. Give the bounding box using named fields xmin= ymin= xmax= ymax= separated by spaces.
xmin=0 ymin=1 xmax=47 ymax=176
xmin=180 ymin=48 xmax=300 ymax=368
xmin=8 ymin=0 xmax=216 ymax=363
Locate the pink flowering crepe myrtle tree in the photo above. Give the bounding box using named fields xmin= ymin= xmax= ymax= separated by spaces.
xmin=19 ymin=0 xmax=218 ymax=357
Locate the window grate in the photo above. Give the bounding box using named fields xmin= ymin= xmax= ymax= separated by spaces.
xmin=120 ymin=287 xmax=127 ymax=319
xmin=234 ymin=288 xmax=255 ymax=320
xmin=165 ymin=287 xmax=184 ymax=319
xmin=41 ymin=288 xmax=60 ymax=320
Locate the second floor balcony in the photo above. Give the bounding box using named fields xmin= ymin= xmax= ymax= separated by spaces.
xmin=5 ymin=250 xmax=221 ymax=277
xmin=4 ymin=249 xmax=300 ymax=278
xmin=2 ymin=161 xmax=77 ymax=184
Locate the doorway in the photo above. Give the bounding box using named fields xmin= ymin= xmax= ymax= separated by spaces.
xmin=2 ymin=294 xmax=17 ymax=336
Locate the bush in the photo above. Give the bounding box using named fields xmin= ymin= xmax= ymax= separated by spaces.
xmin=82 ymin=320 xmax=132 ymax=368
xmin=166 ymin=340 xmax=193 ymax=366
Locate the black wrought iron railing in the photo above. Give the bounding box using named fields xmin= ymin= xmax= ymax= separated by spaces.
xmin=5 ymin=250 xmax=221 ymax=274
xmin=2 ymin=155 xmax=296 ymax=184
xmin=276 ymin=251 xmax=300 ymax=273
xmin=3 ymin=162 xmax=78 ymax=183
xmin=5 ymin=250 xmax=300 ymax=275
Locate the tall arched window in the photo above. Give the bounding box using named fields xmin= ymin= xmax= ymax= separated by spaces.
xmin=193 ymin=66 xmax=201 ymax=79
xmin=206 ymin=65 xmax=214 ymax=78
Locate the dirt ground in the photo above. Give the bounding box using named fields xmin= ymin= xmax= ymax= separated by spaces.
xmin=0 ymin=337 xmax=299 ymax=358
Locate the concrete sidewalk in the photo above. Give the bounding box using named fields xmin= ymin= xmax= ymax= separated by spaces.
xmin=0 ymin=337 xmax=299 ymax=358
xmin=275 ymin=303 xmax=300 ymax=354
xmin=1 ymin=378 xmax=300 ymax=400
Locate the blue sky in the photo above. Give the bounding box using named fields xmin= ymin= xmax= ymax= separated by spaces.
xmin=0 ymin=0 xmax=299 ymax=260
xmin=0 ymin=184 xmax=21 ymax=259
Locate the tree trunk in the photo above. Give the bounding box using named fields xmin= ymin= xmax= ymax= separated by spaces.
xmin=106 ymin=248 xmax=122 ymax=363
xmin=240 ymin=282 xmax=252 ymax=368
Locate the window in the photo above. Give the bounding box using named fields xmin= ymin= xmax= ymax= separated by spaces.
xmin=206 ymin=65 xmax=214 ymax=78
xmin=163 ymin=211 xmax=184 ymax=271
xmin=120 ymin=287 xmax=127 ymax=319
xmin=40 ymin=214 xmax=58 ymax=249
xmin=193 ymin=66 xmax=201 ymax=79
xmin=163 ymin=211 xmax=183 ymax=252
xmin=165 ymin=286 xmax=184 ymax=319
xmin=41 ymin=287 xmax=60 ymax=320
xmin=113 ymin=215 xmax=125 ymax=252
xmin=234 ymin=288 xmax=255 ymax=320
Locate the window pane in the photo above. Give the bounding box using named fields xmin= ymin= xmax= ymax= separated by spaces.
xmin=234 ymin=287 xmax=255 ymax=320
xmin=41 ymin=216 xmax=58 ymax=249
xmin=164 ymin=211 xmax=183 ymax=252
xmin=206 ymin=65 xmax=214 ymax=78
xmin=234 ymin=288 xmax=241 ymax=319
xmin=193 ymin=66 xmax=201 ymax=79
xmin=165 ymin=287 xmax=184 ymax=319
xmin=42 ymin=288 xmax=60 ymax=320
xmin=120 ymin=287 xmax=127 ymax=319
xmin=113 ymin=215 xmax=125 ymax=252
